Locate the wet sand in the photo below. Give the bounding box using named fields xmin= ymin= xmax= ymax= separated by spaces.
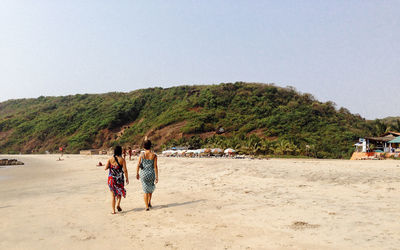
xmin=0 ymin=155 xmax=399 ymax=249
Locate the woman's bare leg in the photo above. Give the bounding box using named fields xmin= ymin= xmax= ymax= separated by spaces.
xmin=110 ymin=191 xmax=116 ymax=214
xmin=116 ymin=195 xmax=122 ymax=210
xmin=148 ymin=193 xmax=153 ymax=207
xmin=144 ymin=193 xmax=149 ymax=209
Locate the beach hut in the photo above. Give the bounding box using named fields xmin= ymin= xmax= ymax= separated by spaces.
xmin=80 ymin=149 xmax=99 ymax=155
xmin=359 ymin=132 xmax=400 ymax=153
xmin=352 ymin=131 xmax=400 ymax=160
xmin=388 ymin=136 xmax=400 ymax=153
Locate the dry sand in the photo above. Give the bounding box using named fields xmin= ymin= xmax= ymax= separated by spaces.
xmin=0 ymin=155 xmax=399 ymax=250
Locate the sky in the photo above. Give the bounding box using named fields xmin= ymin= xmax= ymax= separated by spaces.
xmin=0 ymin=1 xmax=399 ymax=119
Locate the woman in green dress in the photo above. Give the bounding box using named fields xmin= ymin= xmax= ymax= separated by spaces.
xmin=136 ymin=140 xmax=159 ymax=211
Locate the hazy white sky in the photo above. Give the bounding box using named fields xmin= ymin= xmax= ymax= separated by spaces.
xmin=0 ymin=1 xmax=399 ymax=119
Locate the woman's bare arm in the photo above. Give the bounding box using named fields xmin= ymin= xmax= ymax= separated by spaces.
xmin=136 ymin=155 xmax=141 ymax=180
xmin=154 ymin=154 xmax=158 ymax=183
xmin=105 ymin=159 xmax=110 ymax=170
xmin=123 ymin=159 xmax=129 ymax=184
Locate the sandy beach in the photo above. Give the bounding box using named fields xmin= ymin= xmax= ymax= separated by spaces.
xmin=0 ymin=155 xmax=399 ymax=250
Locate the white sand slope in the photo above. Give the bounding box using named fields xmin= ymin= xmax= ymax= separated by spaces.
xmin=0 ymin=155 xmax=399 ymax=249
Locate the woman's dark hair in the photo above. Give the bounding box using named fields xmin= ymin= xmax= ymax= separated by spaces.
xmin=114 ymin=146 xmax=122 ymax=156
xmin=143 ymin=140 xmax=152 ymax=150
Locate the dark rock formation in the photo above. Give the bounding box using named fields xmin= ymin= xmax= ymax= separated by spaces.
xmin=0 ymin=159 xmax=24 ymax=166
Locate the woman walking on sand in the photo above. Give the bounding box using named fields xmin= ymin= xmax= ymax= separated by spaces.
xmin=128 ymin=147 xmax=132 ymax=161
xmin=123 ymin=147 xmax=127 ymax=159
xmin=105 ymin=146 xmax=129 ymax=214
xmin=136 ymin=140 xmax=158 ymax=211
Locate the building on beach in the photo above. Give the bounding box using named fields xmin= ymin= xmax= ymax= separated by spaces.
xmin=352 ymin=131 xmax=400 ymax=160
xmin=365 ymin=131 xmax=400 ymax=152
xmin=388 ymin=136 xmax=400 ymax=153
xmin=80 ymin=149 xmax=100 ymax=155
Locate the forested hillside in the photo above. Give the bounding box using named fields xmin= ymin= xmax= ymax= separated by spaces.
xmin=0 ymin=82 xmax=387 ymax=158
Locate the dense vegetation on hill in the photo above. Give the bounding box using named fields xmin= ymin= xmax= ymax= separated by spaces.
xmin=0 ymin=82 xmax=393 ymax=158
xmin=377 ymin=117 xmax=400 ymax=132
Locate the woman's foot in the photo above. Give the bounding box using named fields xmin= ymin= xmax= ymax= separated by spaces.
xmin=148 ymin=202 xmax=152 ymax=208
xmin=111 ymin=211 xmax=116 ymax=214
xmin=146 ymin=208 xmax=150 ymax=211
xmin=117 ymin=206 xmax=122 ymax=212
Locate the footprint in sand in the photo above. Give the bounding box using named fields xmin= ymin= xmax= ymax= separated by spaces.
xmin=164 ymin=241 xmax=174 ymax=247
xmin=290 ymin=221 xmax=320 ymax=230
xmin=214 ymin=224 xmax=228 ymax=229
xmin=71 ymin=232 xmax=96 ymax=241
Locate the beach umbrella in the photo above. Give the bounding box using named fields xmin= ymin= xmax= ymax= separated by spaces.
xmin=177 ymin=150 xmax=186 ymax=156
xmin=212 ymin=148 xmax=223 ymax=154
xmin=199 ymin=148 xmax=211 ymax=157
xmin=224 ymin=148 xmax=236 ymax=154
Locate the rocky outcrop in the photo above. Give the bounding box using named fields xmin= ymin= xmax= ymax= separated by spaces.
xmin=0 ymin=159 xmax=24 ymax=166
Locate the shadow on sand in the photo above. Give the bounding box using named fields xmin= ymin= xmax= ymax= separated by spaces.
xmin=121 ymin=199 xmax=206 ymax=213
xmin=0 ymin=205 xmax=13 ymax=209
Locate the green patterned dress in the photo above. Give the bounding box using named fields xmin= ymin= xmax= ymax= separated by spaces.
xmin=140 ymin=157 xmax=156 ymax=193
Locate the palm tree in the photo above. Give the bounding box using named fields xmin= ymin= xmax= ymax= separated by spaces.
xmin=372 ymin=119 xmax=388 ymax=136
xmin=260 ymin=140 xmax=272 ymax=155
xmin=389 ymin=119 xmax=400 ymax=132
xmin=274 ymin=140 xmax=290 ymax=155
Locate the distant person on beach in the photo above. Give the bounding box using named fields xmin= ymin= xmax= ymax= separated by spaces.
xmin=128 ymin=147 xmax=132 ymax=161
xmin=59 ymin=146 xmax=63 ymax=157
xmin=105 ymin=146 xmax=129 ymax=214
xmin=136 ymin=140 xmax=158 ymax=211
xmin=123 ymin=148 xmax=127 ymax=159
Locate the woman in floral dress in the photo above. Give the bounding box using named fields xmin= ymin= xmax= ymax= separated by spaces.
xmin=105 ymin=146 xmax=129 ymax=214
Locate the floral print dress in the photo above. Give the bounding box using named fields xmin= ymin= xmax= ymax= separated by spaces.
xmin=108 ymin=162 xmax=126 ymax=197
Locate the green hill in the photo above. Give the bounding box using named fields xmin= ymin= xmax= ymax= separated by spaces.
xmin=0 ymin=82 xmax=380 ymax=158
xmin=380 ymin=117 xmax=400 ymax=128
